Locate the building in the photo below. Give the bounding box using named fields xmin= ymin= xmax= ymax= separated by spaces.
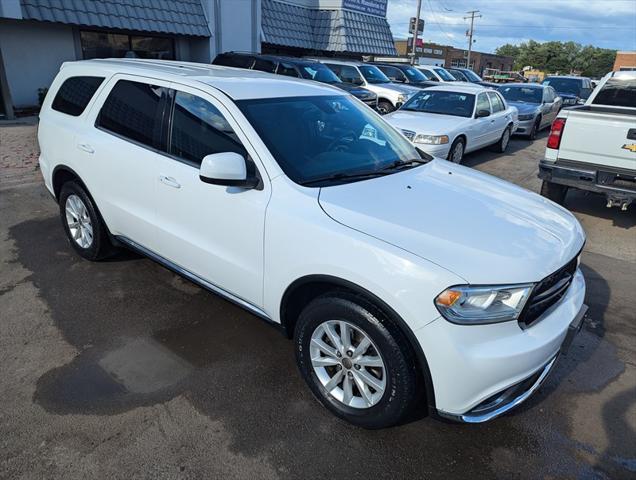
xmin=393 ymin=39 xmax=513 ymax=75
xmin=0 ymin=0 xmax=395 ymax=118
xmin=613 ymin=51 xmax=636 ymax=71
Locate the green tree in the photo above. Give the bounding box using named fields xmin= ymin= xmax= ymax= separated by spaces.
xmin=495 ymin=41 xmax=616 ymax=77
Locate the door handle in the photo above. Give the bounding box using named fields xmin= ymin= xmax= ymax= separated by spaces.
xmin=77 ymin=143 xmax=94 ymax=154
xmin=159 ymin=175 xmax=181 ymax=189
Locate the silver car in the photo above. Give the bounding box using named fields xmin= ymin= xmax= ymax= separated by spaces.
xmin=497 ymin=83 xmax=562 ymax=139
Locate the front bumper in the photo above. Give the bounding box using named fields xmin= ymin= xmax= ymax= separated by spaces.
xmin=539 ymin=159 xmax=636 ymax=202
xmin=514 ymin=117 xmax=537 ymax=135
xmin=417 ymin=268 xmax=586 ymax=420
xmin=411 ymin=143 xmax=451 ymax=159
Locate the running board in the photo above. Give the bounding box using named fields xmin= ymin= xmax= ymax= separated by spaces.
xmin=115 ymin=236 xmax=273 ymax=322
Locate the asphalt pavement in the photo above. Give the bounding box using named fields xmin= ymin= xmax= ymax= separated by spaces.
xmin=1 ymin=130 xmax=634 ymax=479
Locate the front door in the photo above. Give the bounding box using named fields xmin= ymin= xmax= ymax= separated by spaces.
xmin=152 ymin=85 xmax=270 ymax=307
xmin=469 ymin=92 xmax=493 ymax=150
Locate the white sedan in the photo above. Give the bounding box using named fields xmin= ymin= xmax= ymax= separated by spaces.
xmin=385 ymin=85 xmax=518 ymax=163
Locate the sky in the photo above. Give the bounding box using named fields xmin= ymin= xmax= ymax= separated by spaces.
xmin=386 ymin=0 xmax=636 ymax=53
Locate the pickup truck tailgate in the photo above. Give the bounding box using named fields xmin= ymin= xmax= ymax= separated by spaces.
xmin=558 ymin=108 xmax=636 ymax=170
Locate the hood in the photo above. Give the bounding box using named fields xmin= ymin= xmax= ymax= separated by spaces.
xmin=507 ymin=101 xmax=540 ymax=115
xmin=318 ymin=160 xmax=585 ymax=284
xmin=385 ymin=110 xmax=470 ymax=135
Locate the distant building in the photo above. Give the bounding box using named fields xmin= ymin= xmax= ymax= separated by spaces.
xmin=613 ymin=51 xmax=636 ymax=71
xmin=393 ymin=39 xmax=514 ymax=75
xmin=0 ymin=0 xmax=396 ymax=117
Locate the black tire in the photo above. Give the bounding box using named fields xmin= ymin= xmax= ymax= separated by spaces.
xmin=529 ymin=118 xmax=540 ymax=140
xmin=493 ymin=125 xmax=512 ymax=153
xmin=294 ymin=293 xmax=418 ymax=429
xmin=59 ymin=181 xmax=114 ymax=261
xmin=447 ymin=137 xmax=465 ymax=164
xmin=377 ymin=100 xmax=395 ymax=115
xmin=540 ymin=180 xmax=568 ymax=205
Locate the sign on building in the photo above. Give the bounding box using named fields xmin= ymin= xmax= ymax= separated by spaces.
xmin=342 ymin=0 xmax=388 ymax=17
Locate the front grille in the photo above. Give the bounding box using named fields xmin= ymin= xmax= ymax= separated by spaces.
xmin=401 ymin=129 xmax=415 ymax=141
xmin=520 ymin=254 xmax=579 ymax=327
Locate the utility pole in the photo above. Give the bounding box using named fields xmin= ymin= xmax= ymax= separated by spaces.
xmin=411 ymin=0 xmax=423 ymax=65
xmin=464 ymin=10 xmax=481 ymax=70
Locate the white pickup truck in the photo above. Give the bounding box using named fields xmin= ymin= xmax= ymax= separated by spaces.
xmin=539 ymin=71 xmax=636 ymax=211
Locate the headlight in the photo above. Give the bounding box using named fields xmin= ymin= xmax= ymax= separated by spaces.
xmin=518 ymin=113 xmax=535 ymax=121
xmin=397 ymin=94 xmax=407 ymax=103
xmin=435 ymin=284 xmax=533 ymax=324
xmin=414 ymin=134 xmax=449 ymax=145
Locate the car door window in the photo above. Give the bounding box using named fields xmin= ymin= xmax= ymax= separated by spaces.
xmin=169 ymin=91 xmax=247 ymax=165
xmin=379 ymin=66 xmax=405 ymax=82
xmin=475 ymin=93 xmax=491 ymax=115
xmin=339 ymin=66 xmax=364 ymax=85
xmin=253 ymin=58 xmax=276 ymax=73
xmin=96 ymin=80 xmax=167 ymax=149
xmin=52 ymin=76 xmax=105 ymax=116
xmin=488 ymin=92 xmax=505 ymax=112
xmin=277 ymin=63 xmax=299 ymax=77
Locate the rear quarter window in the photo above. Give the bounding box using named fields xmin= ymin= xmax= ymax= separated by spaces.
xmin=51 ymin=76 xmax=105 ymax=116
xmin=592 ymin=78 xmax=636 ymax=108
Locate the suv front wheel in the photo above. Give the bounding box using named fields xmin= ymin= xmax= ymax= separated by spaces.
xmin=59 ymin=181 xmax=114 ymax=261
xmin=294 ymin=293 xmax=417 ymax=429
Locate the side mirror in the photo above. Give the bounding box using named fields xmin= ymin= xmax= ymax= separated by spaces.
xmin=475 ymin=109 xmax=490 ymax=118
xmin=199 ymin=152 xmax=259 ymax=189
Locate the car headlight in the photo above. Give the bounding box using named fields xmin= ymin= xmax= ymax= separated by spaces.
xmin=435 ymin=284 xmax=533 ymax=324
xmin=518 ymin=113 xmax=535 ymax=121
xmin=397 ymin=94 xmax=407 ymax=103
xmin=413 ymin=134 xmax=449 ymax=145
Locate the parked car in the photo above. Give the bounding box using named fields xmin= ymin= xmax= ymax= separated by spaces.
xmin=542 ymin=76 xmax=594 ymax=106
xmin=317 ymin=59 xmax=419 ymax=113
xmin=497 ymin=83 xmax=562 ymax=139
xmin=371 ymin=63 xmax=438 ymax=89
xmin=446 ymin=67 xmax=498 ymax=88
xmin=385 ymin=85 xmax=517 ymax=163
xmin=416 ymin=65 xmax=460 ymax=82
xmin=39 ymin=59 xmax=587 ymax=428
xmin=539 ymin=70 xmax=636 ymax=210
xmin=213 ymin=52 xmax=378 ymax=109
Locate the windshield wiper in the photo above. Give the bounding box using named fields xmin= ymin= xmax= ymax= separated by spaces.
xmin=301 ymin=171 xmax=389 ymax=186
xmin=379 ymin=158 xmax=429 ymax=172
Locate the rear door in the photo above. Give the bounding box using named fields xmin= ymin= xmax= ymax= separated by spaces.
xmin=82 ymin=75 xmax=170 ymax=250
xmin=486 ymin=91 xmax=510 ymax=143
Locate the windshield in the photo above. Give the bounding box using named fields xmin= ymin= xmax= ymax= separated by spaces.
xmin=358 ymin=65 xmax=392 ymax=84
xmin=401 ymin=90 xmax=476 ymax=117
xmin=403 ymin=66 xmax=427 ymax=82
xmin=462 ymin=69 xmax=482 ymax=82
xmin=299 ymin=64 xmax=342 ymax=84
xmin=498 ymin=86 xmax=542 ymax=103
xmin=542 ymin=78 xmax=582 ymax=95
xmin=435 ymin=68 xmax=456 ymax=81
xmin=237 ymin=95 xmax=422 ymax=186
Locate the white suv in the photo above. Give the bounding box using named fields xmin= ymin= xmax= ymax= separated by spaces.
xmin=39 ymin=59 xmax=587 ymax=428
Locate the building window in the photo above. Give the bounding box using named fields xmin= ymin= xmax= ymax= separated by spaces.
xmin=80 ymin=31 xmax=175 ymax=60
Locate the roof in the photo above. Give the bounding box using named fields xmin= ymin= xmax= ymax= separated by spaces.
xmin=20 ymin=0 xmax=210 ymax=36
xmin=424 ymin=84 xmax=492 ymax=95
xmin=499 ymin=83 xmax=544 ymax=88
xmin=261 ymin=0 xmax=396 ymax=56
xmin=60 ymin=58 xmax=346 ymax=100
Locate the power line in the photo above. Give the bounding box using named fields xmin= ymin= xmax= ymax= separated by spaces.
xmin=426 ymin=0 xmax=461 ymax=46
xmin=392 ymin=22 xmax=635 ymax=30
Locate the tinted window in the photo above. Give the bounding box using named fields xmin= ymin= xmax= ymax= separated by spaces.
xmin=237 ymin=95 xmax=420 ymax=186
xmin=277 ymin=63 xmax=299 ymax=77
xmin=476 ymin=93 xmax=491 ymax=114
xmin=434 ymin=68 xmax=456 ymax=81
xmin=299 ymin=64 xmax=341 ymax=83
xmin=97 ymin=80 xmax=166 ymax=148
xmin=488 ymin=92 xmax=505 ymax=112
xmin=253 ymin=58 xmax=276 ymax=73
xmin=170 ymin=92 xmax=246 ymax=165
xmin=592 ymin=78 xmax=636 ymax=108
xmin=402 ymin=91 xmax=476 ymax=118
xmin=418 ymin=69 xmax=437 ymax=81
xmin=542 ymin=77 xmax=583 ymax=95
xmin=449 ymin=69 xmax=468 ymax=81
xmin=214 ymin=54 xmax=254 ymax=69
xmin=51 ymin=76 xmax=104 ymax=116
xmin=378 ymin=66 xmax=405 ymax=82
xmin=359 ymin=65 xmax=391 ymax=84
xmin=338 ymin=65 xmax=363 ymax=84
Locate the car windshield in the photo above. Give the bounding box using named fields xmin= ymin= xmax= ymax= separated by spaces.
xmin=359 ymin=65 xmax=392 ymax=84
xmin=299 ymin=64 xmax=342 ymax=84
xmin=401 ymin=90 xmax=476 ymax=117
xmin=449 ymin=69 xmax=467 ymax=81
xmin=434 ymin=68 xmax=456 ymax=81
xmin=462 ymin=69 xmax=482 ymax=82
xmin=498 ymin=86 xmax=543 ymax=104
xmin=403 ymin=66 xmax=427 ymax=82
xmin=237 ymin=95 xmax=423 ymax=186
xmin=542 ymin=78 xmax=582 ymax=95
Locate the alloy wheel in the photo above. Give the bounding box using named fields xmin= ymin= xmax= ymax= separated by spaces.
xmin=65 ymin=194 xmax=93 ymax=249
xmin=310 ymin=320 xmax=386 ymax=409
xmin=502 ymin=128 xmax=510 ymax=150
xmin=451 ymin=142 xmax=464 ymax=163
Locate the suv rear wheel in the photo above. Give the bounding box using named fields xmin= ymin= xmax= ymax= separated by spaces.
xmin=59 ymin=181 xmax=114 ymax=261
xmin=540 ymin=180 xmax=568 ymax=205
xmin=294 ymin=293 xmax=417 ymax=429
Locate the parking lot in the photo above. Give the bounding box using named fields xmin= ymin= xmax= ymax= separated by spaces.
xmin=1 ymin=123 xmax=634 ymax=479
